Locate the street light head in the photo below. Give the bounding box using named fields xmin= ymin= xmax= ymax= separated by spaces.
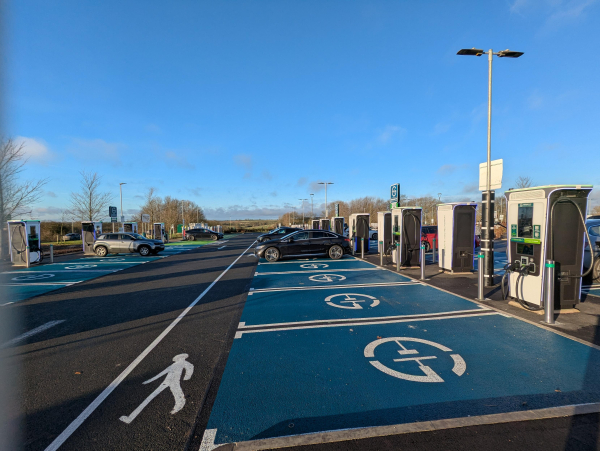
xmin=457 ymin=48 xmax=485 ymax=56
xmin=496 ymin=49 xmax=524 ymax=58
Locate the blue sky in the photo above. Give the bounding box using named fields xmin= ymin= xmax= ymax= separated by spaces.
xmin=6 ymin=0 xmax=600 ymax=220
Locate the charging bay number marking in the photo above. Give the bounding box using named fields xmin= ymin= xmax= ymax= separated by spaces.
xmin=12 ymin=274 xmax=55 ymax=281
xmin=325 ymin=293 xmax=380 ymax=310
xmin=308 ymin=274 xmax=346 ymax=283
xmin=364 ymin=337 xmax=466 ymax=383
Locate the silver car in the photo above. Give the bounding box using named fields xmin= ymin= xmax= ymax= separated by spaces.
xmin=584 ymin=219 xmax=600 ymax=281
xmin=93 ymin=233 xmax=165 ymax=257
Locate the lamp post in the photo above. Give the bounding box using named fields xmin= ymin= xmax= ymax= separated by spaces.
xmin=310 ymin=194 xmax=314 ymax=219
xmin=299 ymin=198 xmax=308 ymax=228
xmin=318 ymin=182 xmax=334 ymax=218
xmin=457 ymin=47 xmax=523 ymax=286
xmin=119 ymin=183 xmax=127 ymax=229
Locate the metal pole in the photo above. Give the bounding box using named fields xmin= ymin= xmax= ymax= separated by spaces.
xmin=396 ymin=243 xmax=400 ymax=272
xmin=50 ymin=244 xmax=54 ymax=263
xmin=477 ymin=252 xmax=485 ymax=300
xmin=484 ymin=48 xmax=495 ymax=287
xmin=420 ymin=245 xmax=425 ymax=280
xmin=379 ymin=241 xmax=383 ymax=266
xmin=26 ymin=246 xmax=30 ymax=268
xmin=544 ymin=260 xmax=555 ymax=324
xmin=432 ymin=237 xmax=437 ymax=263
xmin=120 ymin=184 xmax=124 ymax=228
xmin=352 ymin=237 xmax=355 ymax=256
xmin=325 ymin=184 xmax=328 ymax=218
xmin=361 ymin=237 xmax=364 ymax=259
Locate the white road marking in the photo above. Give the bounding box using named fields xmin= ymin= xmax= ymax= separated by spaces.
xmin=324 ymin=293 xmax=380 ymax=310
xmin=119 ymin=354 xmax=194 ymax=424
xmin=1 ymin=282 xmax=81 ymax=286
xmin=1 ymin=302 xmax=14 ymax=306
xmin=43 ymin=240 xmax=257 ymax=451
xmin=258 ymin=258 xmax=357 ymax=265
xmin=11 ymin=273 xmax=55 ymax=281
xmin=255 ymin=268 xmax=382 ymax=275
xmin=249 ymin=281 xmax=420 ymax=293
xmin=218 ymin=246 xmax=226 ymax=249
xmin=1 ymin=320 xmax=66 ymax=349
xmin=308 ymin=274 xmax=347 ymax=283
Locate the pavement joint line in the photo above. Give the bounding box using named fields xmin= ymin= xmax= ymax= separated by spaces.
xmin=234 ymin=311 xmax=499 ymax=338
xmin=237 ymin=308 xmax=491 ymax=331
xmin=42 ymin=238 xmax=258 ymax=451
xmin=254 ymin=268 xmax=383 ymax=275
xmin=248 ymin=281 xmax=420 ymax=294
xmin=358 ymin=255 xmax=600 ymax=352
xmin=1 ymin=320 xmax=66 ymax=349
xmin=215 ymin=402 xmax=600 ymax=451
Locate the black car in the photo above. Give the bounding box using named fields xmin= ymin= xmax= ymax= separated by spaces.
xmin=257 ymin=227 xmax=301 ymax=243
xmin=184 ymin=228 xmax=223 ymax=241
xmin=255 ymin=230 xmax=351 ymax=262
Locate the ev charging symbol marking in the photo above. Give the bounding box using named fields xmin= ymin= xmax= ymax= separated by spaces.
xmin=12 ymin=274 xmax=55 ymax=281
xmin=325 ymin=293 xmax=379 ymax=310
xmin=364 ymin=337 xmax=466 ymax=383
xmin=308 ymin=274 xmax=346 ymax=283
xmin=65 ymin=264 xmax=97 ymax=270
xmin=300 ymin=263 xmax=329 ymax=269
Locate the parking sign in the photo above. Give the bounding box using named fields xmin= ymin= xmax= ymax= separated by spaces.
xmin=390 ymin=183 xmax=400 ymax=202
xmin=109 ymin=206 xmax=117 ymax=218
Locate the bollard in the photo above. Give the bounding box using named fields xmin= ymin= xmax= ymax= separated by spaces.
xmin=477 ymin=252 xmax=484 ymax=300
xmin=432 ymin=237 xmax=437 ymax=263
xmin=26 ymin=245 xmax=31 ymax=268
xmin=544 ymin=260 xmax=555 ymax=324
xmin=50 ymin=244 xmax=54 ymax=263
xmin=396 ymin=243 xmax=400 ymax=272
xmin=361 ymin=238 xmax=364 ymax=259
xmin=420 ymin=245 xmax=426 ymax=280
xmin=379 ymin=241 xmax=383 ymax=266
xmin=352 ymin=238 xmax=355 ymax=256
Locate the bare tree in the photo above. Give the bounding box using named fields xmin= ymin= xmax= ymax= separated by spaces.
xmin=515 ymin=176 xmax=533 ymax=189
xmin=68 ymin=171 xmax=113 ymax=221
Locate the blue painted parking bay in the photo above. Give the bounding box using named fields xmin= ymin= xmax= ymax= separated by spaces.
xmin=202 ymin=255 xmax=600 ymax=449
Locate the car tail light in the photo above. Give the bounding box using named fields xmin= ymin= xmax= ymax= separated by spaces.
xmin=345 ymin=239 xmax=350 ymax=242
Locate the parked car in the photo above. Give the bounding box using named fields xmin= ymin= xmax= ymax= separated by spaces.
xmin=94 ymin=233 xmax=165 ymax=257
xmin=257 ymin=227 xmax=301 ymax=243
xmin=421 ymin=226 xmax=438 ymax=252
xmin=184 ymin=228 xmax=223 ymax=241
xmin=255 ymin=230 xmax=351 ymax=262
xmin=369 ymin=229 xmax=378 ymax=241
xmin=62 ymin=233 xmax=81 ymax=241
xmin=583 ymin=219 xmax=600 ymax=281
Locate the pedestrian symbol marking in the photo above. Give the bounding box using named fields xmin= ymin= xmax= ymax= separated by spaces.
xmin=325 ymin=293 xmax=380 ymax=310
xmin=65 ymin=264 xmax=98 ymax=270
xmin=119 ymin=354 xmax=194 ymax=424
xmin=12 ymin=273 xmax=55 ymax=281
xmin=308 ymin=274 xmax=346 ymax=283
xmin=364 ymin=337 xmax=466 ymax=383
xmin=300 ymin=263 xmax=329 ymax=269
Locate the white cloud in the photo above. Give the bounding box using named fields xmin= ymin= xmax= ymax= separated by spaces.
xmin=509 ymin=0 xmax=598 ymax=32
xmin=204 ymin=204 xmax=292 ymax=220
xmin=15 ymin=136 xmax=55 ymax=165
xmin=69 ymin=138 xmax=125 ymax=167
xmin=297 ymin=177 xmax=308 ymax=186
xmin=46 ymin=191 xmax=58 ymax=198
xmin=437 ymin=164 xmax=468 ymax=175
xmin=234 ymin=154 xmax=253 ymax=169
xmin=377 ymin=125 xmax=406 ymax=144
xmin=165 ymin=151 xmax=195 ymax=169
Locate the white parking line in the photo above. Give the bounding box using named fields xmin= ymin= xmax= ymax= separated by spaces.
xmin=254 ymin=268 xmax=383 ymax=276
xmin=258 ymin=258 xmax=357 ymax=265
xmin=1 ymin=320 xmax=66 ymax=349
xmin=43 ymin=240 xmax=257 ymax=451
xmin=248 ymin=281 xmax=420 ymax=294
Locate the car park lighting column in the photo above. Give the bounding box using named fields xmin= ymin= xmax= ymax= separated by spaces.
xmin=456 ymin=47 xmax=523 ymax=287
xmin=318 ymin=182 xmax=334 ymax=218
xmin=119 ymin=182 xmax=127 ymax=228
xmin=299 ymin=199 xmax=307 ymax=228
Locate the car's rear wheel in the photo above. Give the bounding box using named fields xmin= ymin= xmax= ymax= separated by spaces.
xmin=211 ymin=234 xmax=218 ymax=241
xmin=138 ymin=246 xmax=151 ymax=256
xmin=593 ymin=259 xmax=600 ymax=281
xmin=329 ymin=245 xmax=343 ymax=260
xmin=264 ymin=247 xmax=280 ymax=262
xmin=187 ymin=235 xmax=195 ymax=241
xmin=422 ymin=240 xmax=431 ymax=252
xmin=95 ymin=246 xmax=108 ymax=257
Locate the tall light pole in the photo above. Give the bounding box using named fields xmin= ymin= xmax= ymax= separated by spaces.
xmin=457 ymin=47 xmax=523 ymax=286
xmin=318 ymin=182 xmax=334 ymax=218
xmin=181 ymin=200 xmax=185 ymax=233
xmin=299 ymin=198 xmax=307 ymax=228
xmin=310 ymin=193 xmax=314 ymax=219
xmin=119 ymin=183 xmax=127 ymax=228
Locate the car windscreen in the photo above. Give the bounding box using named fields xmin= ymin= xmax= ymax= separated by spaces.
xmin=129 ymin=233 xmax=146 ymax=240
xmin=589 ymin=225 xmax=600 ymax=237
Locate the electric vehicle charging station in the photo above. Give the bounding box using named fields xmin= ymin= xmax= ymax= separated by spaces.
xmin=153 ymin=222 xmax=166 ymax=242
xmin=377 ymin=211 xmax=392 ymax=254
xmin=391 ymin=207 xmax=422 ymax=267
xmin=82 ymin=221 xmax=103 ymax=255
xmin=332 ymin=217 xmax=345 ymax=235
xmin=349 ymin=213 xmax=370 ymax=253
xmin=437 ymin=203 xmax=477 ymax=273
xmin=311 ymin=220 xmax=320 ymax=229
xmin=7 ymin=220 xmax=42 ymax=266
xmin=319 ymin=219 xmax=331 ymax=231
xmin=504 ymin=185 xmax=593 ymax=310
xmin=123 ymin=222 xmax=138 ymax=234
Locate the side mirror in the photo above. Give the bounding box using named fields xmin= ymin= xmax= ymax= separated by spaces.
xmin=287 ymin=237 xmax=294 ymax=243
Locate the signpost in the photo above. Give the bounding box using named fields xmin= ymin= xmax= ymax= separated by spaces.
xmin=109 ymin=206 xmax=118 ymax=232
xmin=390 ymin=183 xmax=400 ymax=209
xmin=142 ymin=214 xmax=150 ymax=223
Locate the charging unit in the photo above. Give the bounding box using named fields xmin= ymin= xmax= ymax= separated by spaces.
xmin=332 ymin=217 xmax=345 ymax=235
xmin=320 ymin=219 xmax=331 ymax=231
xmin=391 ymin=207 xmax=422 ymax=267
xmin=311 ymin=220 xmax=320 ymax=229
xmin=377 ymin=212 xmax=392 ymax=254
xmin=504 ymin=185 xmax=593 ymax=310
xmin=123 ymin=222 xmax=138 ymax=234
xmin=82 ymin=221 xmax=103 ymax=255
xmin=153 ymin=222 xmax=167 ymax=242
xmin=7 ymin=220 xmax=42 ymax=265
xmin=349 ymin=213 xmax=370 ymax=252
xmin=437 ymin=203 xmax=477 ymax=273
